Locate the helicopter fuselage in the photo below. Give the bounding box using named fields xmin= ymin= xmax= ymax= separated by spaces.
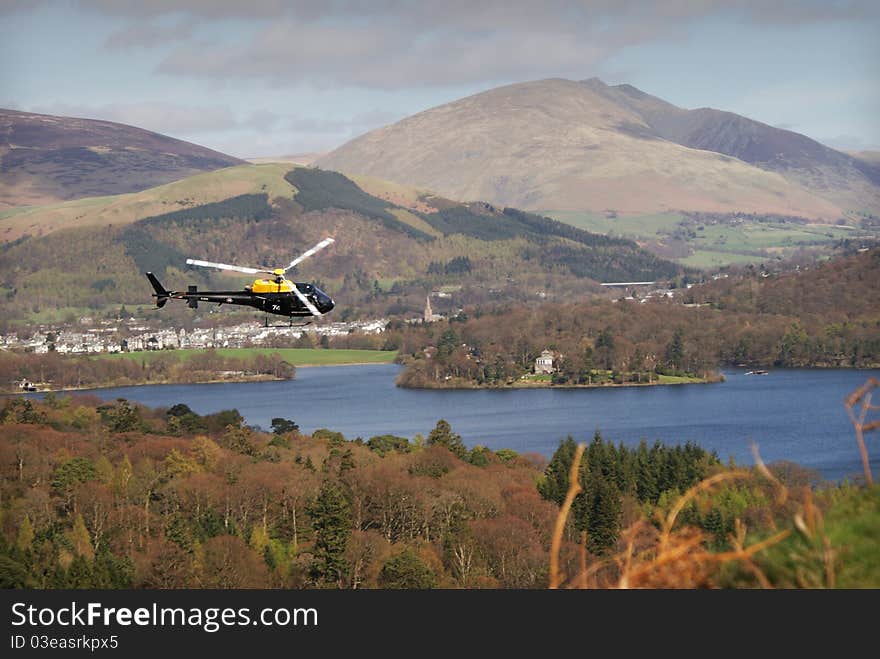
xmin=146 ymin=273 xmax=334 ymax=318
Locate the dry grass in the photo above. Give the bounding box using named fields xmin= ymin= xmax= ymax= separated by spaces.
xmin=549 ymin=377 xmax=879 ymax=589
xmin=549 ymin=443 xmax=584 ymax=589
xmin=844 ymin=376 xmax=879 ymax=486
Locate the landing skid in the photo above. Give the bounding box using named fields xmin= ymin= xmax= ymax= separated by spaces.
xmin=261 ymin=314 xmax=312 ymax=329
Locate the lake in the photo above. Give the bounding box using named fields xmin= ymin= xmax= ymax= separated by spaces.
xmin=80 ymin=365 xmax=879 ymax=482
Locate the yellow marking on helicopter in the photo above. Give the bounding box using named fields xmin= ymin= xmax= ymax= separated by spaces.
xmin=251 ymin=278 xmax=295 ymax=293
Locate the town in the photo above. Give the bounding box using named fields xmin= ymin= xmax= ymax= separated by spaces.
xmin=1 ymin=316 xmax=389 ymax=355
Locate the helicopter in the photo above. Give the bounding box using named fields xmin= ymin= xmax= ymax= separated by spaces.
xmin=146 ymin=237 xmax=335 ymax=325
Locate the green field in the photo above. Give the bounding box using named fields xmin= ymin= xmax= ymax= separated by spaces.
xmin=679 ymin=250 xmax=764 ymax=268
xmin=544 ymin=209 xmax=866 ymax=270
xmin=656 ymin=373 xmax=707 ymax=384
xmin=691 ymin=222 xmax=851 ymax=252
xmin=97 ymin=347 xmax=397 ymax=366
xmin=542 ymin=210 xmax=684 ymax=238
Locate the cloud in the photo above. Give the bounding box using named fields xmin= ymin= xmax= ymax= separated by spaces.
xmin=60 ymin=1 xmax=880 ymax=26
xmin=245 ymin=109 xmax=281 ymax=130
xmin=210 ymin=131 xmax=337 ymax=159
xmin=155 ymin=18 xmax=609 ymax=89
xmin=137 ymin=1 xmax=876 ymax=90
xmin=0 ymin=0 xmax=43 ymax=15
xmin=104 ymin=18 xmax=196 ymax=50
xmin=74 ymin=0 xmax=291 ymax=19
xmin=9 ymin=1 xmax=877 ymax=90
xmin=28 ymin=101 xmax=240 ymax=135
xmin=286 ymin=109 xmax=402 ymax=135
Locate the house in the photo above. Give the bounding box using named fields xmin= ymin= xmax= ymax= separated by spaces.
xmin=535 ymin=349 xmax=556 ymax=375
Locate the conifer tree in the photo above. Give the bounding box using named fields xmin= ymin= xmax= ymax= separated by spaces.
xmin=427 ymin=420 xmax=467 ymax=460
xmin=583 ymin=478 xmax=622 ymax=555
xmin=665 ymin=328 xmax=685 ymax=373
xmin=308 ymin=481 xmax=351 ymax=587
xmin=538 ymin=437 xmax=579 ymax=505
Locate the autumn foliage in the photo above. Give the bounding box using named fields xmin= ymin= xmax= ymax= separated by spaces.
xmin=0 ymin=396 xmax=555 ymax=588
xmin=1 ymin=383 xmax=877 ymax=589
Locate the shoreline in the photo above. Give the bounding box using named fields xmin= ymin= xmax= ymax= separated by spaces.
xmin=3 ymin=374 xmax=287 ymax=396
xmin=2 ymin=361 xmax=398 ymax=395
xmin=396 ymin=375 xmax=723 ymax=390
xmin=393 ymin=363 xmax=880 ymax=391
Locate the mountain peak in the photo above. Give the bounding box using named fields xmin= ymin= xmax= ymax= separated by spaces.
xmin=610 ymin=82 xmax=651 ymax=98
xmin=318 ymin=78 xmax=879 ymax=217
xmin=580 ymin=76 xmax=607 ymax=86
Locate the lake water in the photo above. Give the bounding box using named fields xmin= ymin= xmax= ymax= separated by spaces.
xmin=80 ymin=365 xmax=880 ymax=482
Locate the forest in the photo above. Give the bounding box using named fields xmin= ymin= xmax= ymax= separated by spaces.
xmin=1 ymin=391 xmax=877 ymax=589
xmin=395 ymin=248 xmax=880 ymax=387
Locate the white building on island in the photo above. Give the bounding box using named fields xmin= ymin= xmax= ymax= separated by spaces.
xmin=535 ymin=349 xmax=556 ymax=375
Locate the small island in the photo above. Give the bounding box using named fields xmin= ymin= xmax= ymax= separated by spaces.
xmin=398 ymin=364 xmax=721 ymax=390
xmin=397 ymin=343 xmax=722 ymax=390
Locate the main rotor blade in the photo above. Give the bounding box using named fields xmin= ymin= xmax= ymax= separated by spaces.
xmin=291 ymin=284 xmax=322 ymax=317
xmin=185 ymin=259 xmax=270 ymax=275
xmin=283 ymin=237 xmax=335 ymax=272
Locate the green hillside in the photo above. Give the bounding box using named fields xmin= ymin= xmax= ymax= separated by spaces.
xmin=0 ymin=165 xmax=684 ymax=326
xmin=0 ymin=163 xmax=295 ymax=242
xmin=543 ymin=209 xmax=871 ymax=268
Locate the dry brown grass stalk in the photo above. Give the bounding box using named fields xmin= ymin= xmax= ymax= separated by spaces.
xmin=791 ymin=488 xmax=836 ymax=588
xmin=750 ymin=442 xmax=787 ymax=506
xmin=844 ymin=376 xmax=879 ymax=486
xmin=549 ymin=442 xmax=585 ymax=589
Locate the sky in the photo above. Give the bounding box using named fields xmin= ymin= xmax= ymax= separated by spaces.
xmin=1 ymin=0 xmax=878 ymax=157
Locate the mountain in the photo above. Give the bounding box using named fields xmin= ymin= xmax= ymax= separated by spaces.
xmin=0 ymin=164 xmax=684 ymax=326
xmin=580 ymin=78 xmax=880 ymax=215
xmin=317 ymin=78 xmax=876 ymax=219
xmin=0 ymin=109 xmax=243 ymax=208
xmin=850 ymin=150 xmax=880 ymax=167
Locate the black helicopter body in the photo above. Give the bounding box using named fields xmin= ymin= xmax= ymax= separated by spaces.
xmin=146 ymin=273 xmax=334 ymax=317
xmin=146 ymin=237 xmax=336 ymax=322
